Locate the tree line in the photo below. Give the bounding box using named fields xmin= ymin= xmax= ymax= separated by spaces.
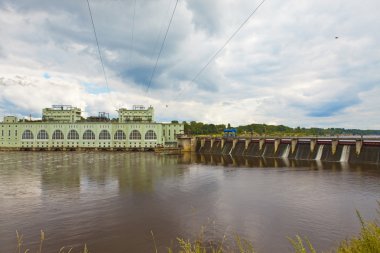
xmin=179 ymin=121 xmax=380 ymax=136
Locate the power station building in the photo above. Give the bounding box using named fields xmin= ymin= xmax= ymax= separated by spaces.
xmin=0 ymin=105 xmax=184 ymax=150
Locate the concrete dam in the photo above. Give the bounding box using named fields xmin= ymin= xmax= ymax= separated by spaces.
xmin=179 ymin=137 xmax=380 ymax=164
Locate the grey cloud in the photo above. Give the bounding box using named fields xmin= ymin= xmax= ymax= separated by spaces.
xmin=1 ymin=0 xmax=380 ymax=128
xmin=0 ymin=45 xmax=4 ymax=58
xmin=185 ymin=0 xmax=222 ymax=35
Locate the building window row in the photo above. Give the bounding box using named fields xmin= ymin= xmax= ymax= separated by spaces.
xmin=21 ymin=129 xmax=157 ymax=140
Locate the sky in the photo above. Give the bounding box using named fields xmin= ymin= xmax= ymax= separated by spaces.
xmin=0 ymin=0 xmax=379 ymax=129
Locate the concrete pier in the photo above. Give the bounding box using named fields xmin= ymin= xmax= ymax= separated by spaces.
xmin=182 ymin=136 xmax=380 ymax=164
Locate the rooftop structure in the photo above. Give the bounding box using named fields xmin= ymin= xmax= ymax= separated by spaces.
xmin=117 ymin=105 xmax=154 ymax=123
xmin=3 ymin=116 xmax=18 ymax=123
xmin=42 ymin=105 xmax=82 ymax=123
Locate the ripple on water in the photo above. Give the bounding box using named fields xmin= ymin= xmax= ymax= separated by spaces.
xmin=0 ymin=152 xmax=379 ymax=253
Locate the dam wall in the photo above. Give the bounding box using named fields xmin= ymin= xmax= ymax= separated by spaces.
xmin=222 ymin=140 xmax=233 ymax=155
xmin=188 ymin=137 xmax=380 ymax=164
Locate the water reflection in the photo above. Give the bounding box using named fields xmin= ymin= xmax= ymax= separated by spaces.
xmin=0 ymin=152 xmax=379 ymax=253
xmin=179 ymin=153 xmax=380 ymax=171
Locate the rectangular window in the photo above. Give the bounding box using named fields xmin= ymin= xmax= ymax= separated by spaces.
xmin=15 ymin=130 xmax=17 ymax=136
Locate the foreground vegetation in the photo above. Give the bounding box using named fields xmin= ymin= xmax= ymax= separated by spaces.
xmin=11 ymin=206 xmax=380 ymax=253
xmin=181 ymin=121 xmax=380 ymax=137
xmin=170 ymin=209 xmax=380 ymax=253
xmin=289 ymin=210 xmax=380 ymax=253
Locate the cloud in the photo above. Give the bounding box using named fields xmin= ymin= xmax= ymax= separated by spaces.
xmin=185 ymin=0 xmax=222 ymax=35
xmin=0 ymin=0 xmax=379 ymax=129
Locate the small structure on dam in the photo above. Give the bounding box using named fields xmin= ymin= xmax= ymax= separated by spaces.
xmin=177 ymin=136 xmax=380 ymax=164
xmin=0 ymin=105 xmax=184 ymax=151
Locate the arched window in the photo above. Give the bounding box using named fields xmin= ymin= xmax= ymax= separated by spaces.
xmin=99 ymin=130 xmax=111 ymax=140
xmin=129 ymin=130 xmax=141 ymax=140
xmin=67 ymin=130 xmax=79 ymax=140
xmin=114 ymin=130 xmax=126 ymax=140
xmin=83 ymin=129 xmax=95 ymax=140
xmin=52 ymin=130 xmax=64 ymax=140
xmin=22 ymin=130 xmax=34 ymax=139
xmin=37 ymin=130 xmax=49 ymax=139
xmin=145 ymin=130 xmax=157 ymax=140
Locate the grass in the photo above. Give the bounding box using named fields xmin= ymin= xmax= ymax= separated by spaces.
xmin=166 ymin=235 xmax=254 ymax=253
xmin=289 ymin=205 xmax=380 ymax=253
xmin=169 ymin=204 xmax=380 ymax=253
xmin=8 ymin=204 xmax=380 ymax=253
xmin=14 ymin=230 xmax=89 ymax=253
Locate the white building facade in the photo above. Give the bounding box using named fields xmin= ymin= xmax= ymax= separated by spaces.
xmin=0 ymin=105 xmax=183 ymax=150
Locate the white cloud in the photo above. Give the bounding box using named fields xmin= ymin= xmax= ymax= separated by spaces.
xmin=0 ymin=0 xmax=379 ymax=129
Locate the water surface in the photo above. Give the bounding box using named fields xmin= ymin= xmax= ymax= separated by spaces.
xmin=0 ymin=152 xmax=379 ymax=253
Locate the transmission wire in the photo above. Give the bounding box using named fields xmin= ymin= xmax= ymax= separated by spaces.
xmin=86 ymin=0 xmax=110 ymax=92
xmin=151 ymin=0 xmax=174 ymax=64
xmin=146 ymin=0 xmax=179 ymax=93
xmin=188 ymin=0 xmax=267 ymax=88
xmin=130 ymin=0 xmax=136 ymax=64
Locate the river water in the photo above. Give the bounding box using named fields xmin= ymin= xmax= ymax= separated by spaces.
xmin=0 ymin=152 xmax=379 ymax=253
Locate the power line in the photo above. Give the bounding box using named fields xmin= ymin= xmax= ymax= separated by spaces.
xmin=129 ymin=0 xmax=136 ymax=63
xmin=151 ymin=0 xmax=174 ymax=63
xmin=146 ymin=0 xmax=179 ymax=93
xmin=86 ymin=0 xmax=109 ymax=92
xmin=188 ymin=0 xmax=267 ymax=88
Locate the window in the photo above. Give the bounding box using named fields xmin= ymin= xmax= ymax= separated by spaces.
xmin=37 ymin=130 xmax=49 ymax=139
xmin=114 ymin=130 xmax=126 ymax=140
xmin=67 ymin=130 xmax=79 ymax=140
xmin=99 ymin=130 xmax=111 ymax=140
xmin=83 ymin=130 xmax=95 ymax=140
xmin=145 ymin=130 xmax=157 ymax=140
xmin=52 ymin=130 xmax=64 ymax=140
xmin=22 ymin=130 xmax=34 ymax=139
xmin=129 ymin=130 xmax=141 ymax=140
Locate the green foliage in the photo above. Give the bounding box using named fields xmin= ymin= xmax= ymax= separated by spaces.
xmin=183 ymin=121 xmax=226 ymax=135
xmin=14 ymin=230 xmax=89 ymax=253
xmin=9 ymin=203 xmax=380 ymax=253
xmin=183 ymin=121 xmax=380 ymax=136
xmin=288 ymin=235 xmax=316 ymax=253
xmin=171 ymin=235 xmax=254 ymax=253
xmin=336 ymin=208 xmax=380 ymax=253
xmin=289 ymin=204 xmax=380 ymax=253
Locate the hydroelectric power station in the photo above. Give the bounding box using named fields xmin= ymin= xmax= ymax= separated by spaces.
xmin=0 ymin=105 xmax=183 ymax=151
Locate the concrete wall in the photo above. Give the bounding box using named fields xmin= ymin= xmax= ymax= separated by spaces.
xmin=192 ymin=137 xmax=380 ymax=164
xmin=0 ymin=122 xmax=184 ymax=149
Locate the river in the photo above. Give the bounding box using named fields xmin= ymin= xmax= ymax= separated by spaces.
xmin=0 ymin=152 xmax=379 ymax=253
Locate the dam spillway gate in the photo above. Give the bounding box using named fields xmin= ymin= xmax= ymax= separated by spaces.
xmin=190 ymin=137 xmax=380 ymax=164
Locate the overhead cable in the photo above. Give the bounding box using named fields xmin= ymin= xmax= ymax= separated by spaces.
xmin=146 ymin=0 xmax=179 ymax=93
xmin=151 ymin=0 xmax=174 ymax=62
xmin=130 ymin=0 xmax=136 ymax=63
xmin=188 ymin=0 xmax=267 ymax=86
xmin=86 ymin=0 xmax=110 ymax=92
